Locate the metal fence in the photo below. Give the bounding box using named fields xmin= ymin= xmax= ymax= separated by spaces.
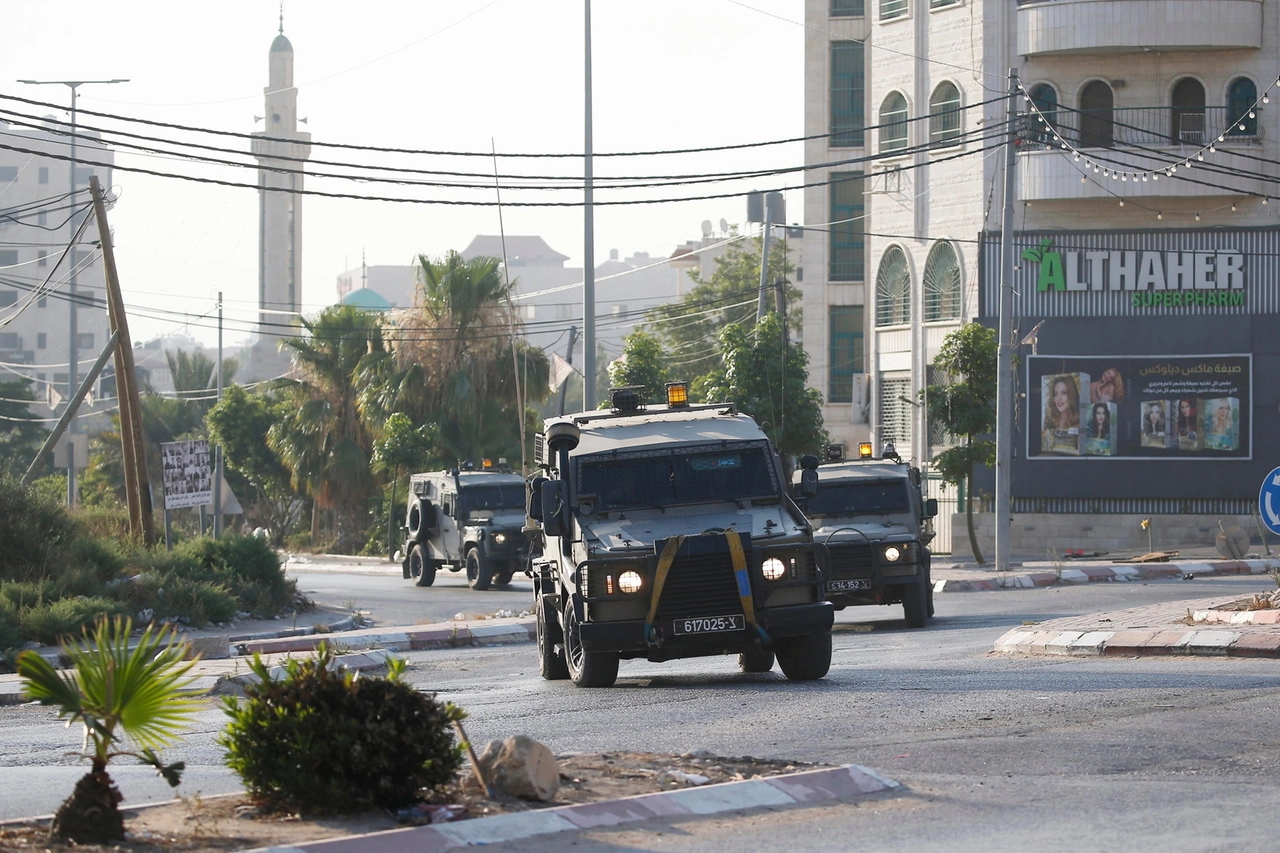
xmin=1024 ymin=106 xmax=1255 ymax=151
xmin=925 ymin=473 xmax=957 ymax=555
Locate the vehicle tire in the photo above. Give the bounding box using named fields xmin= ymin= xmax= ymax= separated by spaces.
xmin=903 ymin=579 xmax=929 ymax=628
xmin=494 ymin=570 xmax=515 ymax=588
xmin=563 ymin=600 xmax=619 ymax=687
xmin=774 ymin=631 xmax=832 ymax=681
xmin=407 ymin=498 xmax=433 ymax=540
xmin=537 ymin=594 xmax=569 ymax=680
xmin=465 ymin=549 xmax=493 ymax=590
xmin=737 ymin=646 xmax=775 ymax=674
xmin=408 ymin=543 xmax=436 ymax=587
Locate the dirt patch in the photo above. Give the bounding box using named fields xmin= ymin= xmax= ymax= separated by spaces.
xmin=0 ymin=752 xmax=829 ymax=853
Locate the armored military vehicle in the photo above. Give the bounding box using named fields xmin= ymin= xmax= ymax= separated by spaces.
xmin=794 ymin=442 xmax=937 ymax=627
xmin=526 ymin=383 xmax=834 ymax=687
xmin=401 ymin=466 xmax=528 ymax=590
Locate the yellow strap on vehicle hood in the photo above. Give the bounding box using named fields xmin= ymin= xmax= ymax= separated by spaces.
xmin=726 ymin=530 xmax=770 ymax=644
xmin=644 ymin=535 xmax=685 ymax=646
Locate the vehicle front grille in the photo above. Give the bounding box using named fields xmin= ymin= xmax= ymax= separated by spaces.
xmin=826 ymin=542 xmax=874 ymax=579
xmin=654 ymin=535 xmax=748 ymax=622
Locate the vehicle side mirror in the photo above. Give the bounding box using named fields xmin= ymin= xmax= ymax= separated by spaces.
xmin=799 ymin=468 xmax=818 ymax=498
xmin=924 ymin=498 xmax=938 ymax=519
xmin=541 ymin=480 xmax=567 ymax=538
xmin=799 ymin=454 xmax=820 ymax=471
xmin=527 ymin=476 xmax=548 ymax=521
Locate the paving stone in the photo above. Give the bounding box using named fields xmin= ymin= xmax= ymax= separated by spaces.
xmin=1227 ymin=633 xmax=1280 ymax=657
xmin=1175 ymin=630 xmax=1239 ymax=655
xmin=1101 ymin=631 xmax=1158 ymax=655
xmin=1044 ymin=631 xmax=1084 ymax=654
xmin=1068 ymin=631 xmax=1114 ymax=654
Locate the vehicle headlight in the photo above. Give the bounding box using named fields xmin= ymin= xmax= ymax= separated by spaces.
xmin=761 ymin=557 xmax=787 ymax=581
xmin=883 ymin=545 xmax=902 ymax=563
xmin=492 ymin=532 xmax=507 ymax=545
xmin=618 ymin=571 xmax=643 ymax=593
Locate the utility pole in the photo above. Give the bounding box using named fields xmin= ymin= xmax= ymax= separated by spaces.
xmin=582 ymin=0 xmax=597 ymax=410
xmin=995 ymin=69 xmax=1020 ymax=573
xmin=18 ymin=77 xmax=128 ymax=506
xmin=89 ymin=176 xmax=154 ymax=544
xmin=559 ymin=325 xmax=578 ymax=416
xmin=214 ymin=291 xmax=223 ymax=537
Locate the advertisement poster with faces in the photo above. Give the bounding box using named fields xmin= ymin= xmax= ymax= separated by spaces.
xmin=161 ymin=439 xmax=213 ymax=509
xmin=1028 ymin=356 xmax=1250 ymax=460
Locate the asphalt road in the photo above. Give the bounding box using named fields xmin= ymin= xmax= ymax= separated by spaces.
xmin=2 ymin=569 xmax=1277 ymax=851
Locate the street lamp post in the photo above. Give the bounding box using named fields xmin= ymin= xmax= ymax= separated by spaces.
xmin=18 ymin=78 xmax=128 ymax=506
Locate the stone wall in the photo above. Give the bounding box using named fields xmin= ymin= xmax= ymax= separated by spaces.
xmin=946 ymin=512 xmax=1266 ymax=561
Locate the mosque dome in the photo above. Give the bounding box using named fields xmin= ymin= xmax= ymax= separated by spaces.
xmin=341 ymin=288 xmax=393 ymax=311
xmin=271 ymin=33 xmax=293 ymax=53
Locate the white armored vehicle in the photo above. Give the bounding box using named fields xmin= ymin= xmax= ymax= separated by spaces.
xmin=793 ymin=442 xmax=938 ymax=627
xmin=401 ymin=467 xmax=528 ymax=590
xmin=526 ymin=384 xmax=835 ymax=687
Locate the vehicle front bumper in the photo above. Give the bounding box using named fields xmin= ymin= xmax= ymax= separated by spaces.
xmin=578 ymin=601 xmax=834 ymax=655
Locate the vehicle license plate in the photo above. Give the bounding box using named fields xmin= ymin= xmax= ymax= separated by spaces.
xmin=827 ymin=579 xmax=870 ymax=591
xmin=672 ymin=614 xmax=745 ymax=635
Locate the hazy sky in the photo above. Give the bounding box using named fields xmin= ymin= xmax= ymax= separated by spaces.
xmin=4 ymin=1 xmax=804 ymax=348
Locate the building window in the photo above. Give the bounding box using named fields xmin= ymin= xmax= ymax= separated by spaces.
xmin=38 ymin=167 xmax=49 ymax=184
xmin=929 ymin=0 xmax=959 ymax=6
xmin=879 ymin=92 xmax=909 ymax=153
xmin=0 ymin=250 xmax=17 ymax=267
xmin=1171 ymin=77 xmax=1206 ymax=144
xmin=0 ymin=333 xmax=18 ymax=349
xmin=1027 ymin=83 xmax=1058 ymax=144
xmin=0 ymin=166 xmax=17 ymax=182
xmin=875 ymin=246 xmax=911 ymax=326
xmin=1079 ymin=80 xmax=1114 ymax=148
xmin=38 ymin=295 xmax=46 ymax=308
xmin=0 ymin=291 xmax=16 ymax=308
xmin=1227 ymin=77 xmax=1257 ymax=137
xmin=38 ymin=251 xmax=48 ymax=267
xmin=831 ymin=0 xmax=864 ymax=14
xmin=77 ymin=333 xmax=94 ymax=350
xmin=880 ymin=0 xmax=908 ymax=21
xmin=923 ymin=241 xmax=962 ymax=321
xmin=829 ymin=172 xmax=865 ymax=282
xmin=828 ymin=306 xmax=865 ymax=404
xmin=879 ymin=377 xmax=913 ymax=453
xmin=37 ymin=333 xmax=47 ymax=349
xmin=830 ymin=41 xmax=865 ymax=147
xmin=929 ymin=82 xmax=962 ymax=147
xmin=38 ymin=211 xmax=47 ymax=225
xmin=54 ymin=373 xmax=68 ymax=386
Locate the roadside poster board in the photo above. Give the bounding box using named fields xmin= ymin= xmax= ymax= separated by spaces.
xmin=161 ymin=439 xmax=212 ymax=509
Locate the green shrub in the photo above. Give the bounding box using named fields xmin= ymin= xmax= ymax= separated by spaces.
xmin=153 ymin=576 xmax=238 ymax=626
xmin=0 ymin=597 xmax=21 ymax=655
xmin=21 ymin=596 xmax=130 ymax=646
xmin=0 ymin=580 xmax=57 ymax=610
xmin=219 ymin=647 xmax=465 ymax=814
xmin=172 ymin=536 xmax=294 ymax=616
xmin=70 ymin=504 xmax=132 ymax=542
xmin=0 ymin=475 xmax=79 ymax=582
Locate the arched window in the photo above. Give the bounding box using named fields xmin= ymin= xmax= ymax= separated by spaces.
xmin=929 ymin=82 xmax=962 ymax=148
xmin=1171 ymin=77 xmax=1206 ymax=144
xmin=923 ymin=242 xmax=962 ymax=321
xmin=880 ymin=92 xmax=909 ymax=152
xmin=1028 ymin=84 xmax=1058 ymax=144
xmin=1228 ymin=77 xmax=1258 ymax=137
xmin=875 ymin=246 xmax=911 ymax=326
xmin=1079 ymin=81 xmax=1114 ymax=148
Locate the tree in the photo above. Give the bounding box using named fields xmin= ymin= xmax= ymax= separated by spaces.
xmin=17 ymin=616 xmax=198 ymax=844
xmin=271 ymin=305 xmax=383 ymax=552
xmin=207 ymin=384 xmax=301 ymax=543
xmin=607 ymin=331 xmax=669 ymax=405
xmin=0 ymin=379 xmax=46 ymax=480
xmin=367 ymin=251 xmax=549 ymax=469
xmin=646 ymin=232 xmax=800 ymax=381
xmin=696 ymin=313 xmax=827 ymax=461
xmin=924 ymin=322 xmax=997 ymax=564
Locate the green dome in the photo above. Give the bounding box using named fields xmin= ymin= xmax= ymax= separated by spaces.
xmin=271 ymin=34 xmax=293 ymax=53
xmin=341 ymin=287 xmax=392 ymax=311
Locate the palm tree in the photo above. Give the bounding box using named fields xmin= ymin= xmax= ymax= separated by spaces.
xmin=17 ymin=616 xmax=199 ymax=844
xmin=271 ymin=305 xmax=382 ymax=552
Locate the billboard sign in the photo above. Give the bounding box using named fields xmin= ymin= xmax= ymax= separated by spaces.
xmin=1029 ymin=355 xmax=1251 ymax=460
xmin=161 ymin=439 xmax=212 ymax=509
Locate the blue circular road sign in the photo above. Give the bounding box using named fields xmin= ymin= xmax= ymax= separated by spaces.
xmin=1259 ymin=467 xmax=1280 ymax=536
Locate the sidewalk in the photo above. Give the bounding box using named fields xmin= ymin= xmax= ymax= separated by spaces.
xmin=931 ymin=555 xmax=1274 ymax=591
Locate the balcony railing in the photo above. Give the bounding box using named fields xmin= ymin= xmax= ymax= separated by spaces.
xmin=1022 ymin=106 xmax=1257 ymax=151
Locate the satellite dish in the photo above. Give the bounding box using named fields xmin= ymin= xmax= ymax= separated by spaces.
xmin=719 ymin=218 xmax=729 ymax=234
xmin=701 ymin=220 xmax=713 ymax=237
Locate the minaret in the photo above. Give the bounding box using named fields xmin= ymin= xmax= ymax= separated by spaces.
xmin=251 ymin=13 xmax=311 ymax=346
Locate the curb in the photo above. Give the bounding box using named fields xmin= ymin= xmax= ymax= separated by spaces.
xmin=994 ymin=625 xmax=1280 ymax=657
xmin=242 ymin=764 xmax=900 ymax=853
xmin=937 ymin=558 xmax=1269 ymax=593
xmin=234 ymin=619 xmax=536 ymax=656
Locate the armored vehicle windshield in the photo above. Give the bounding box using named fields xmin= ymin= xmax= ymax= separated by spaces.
xmin=459 ymin=484 xmax=525 ymax=513
xmin=576 ymin=441 xmax=778 ymax=511
xmin=805 ymin=479 xmax=911 ymax=516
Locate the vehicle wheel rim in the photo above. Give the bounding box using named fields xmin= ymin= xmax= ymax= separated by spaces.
xmin=467 ymin=556 xmax=477 ymax=582
xmin=410 ymin=551 xmax=422 ymax=579
xmin=565 ymin=607 xmax=585 ymax=673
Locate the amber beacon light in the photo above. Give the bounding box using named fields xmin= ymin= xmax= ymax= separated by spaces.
xmin=665 ymin=381 xmax=690 ymax=408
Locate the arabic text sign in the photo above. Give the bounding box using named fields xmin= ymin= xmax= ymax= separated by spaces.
xmin=161 ymin=440 xmax=212 ymax=510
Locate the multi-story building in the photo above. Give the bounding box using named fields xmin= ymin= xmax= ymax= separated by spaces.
xmin=0 ymin=116 xmax=114 ymax=427
xmin=804 ymin=0 xmax=1280 ymax=554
